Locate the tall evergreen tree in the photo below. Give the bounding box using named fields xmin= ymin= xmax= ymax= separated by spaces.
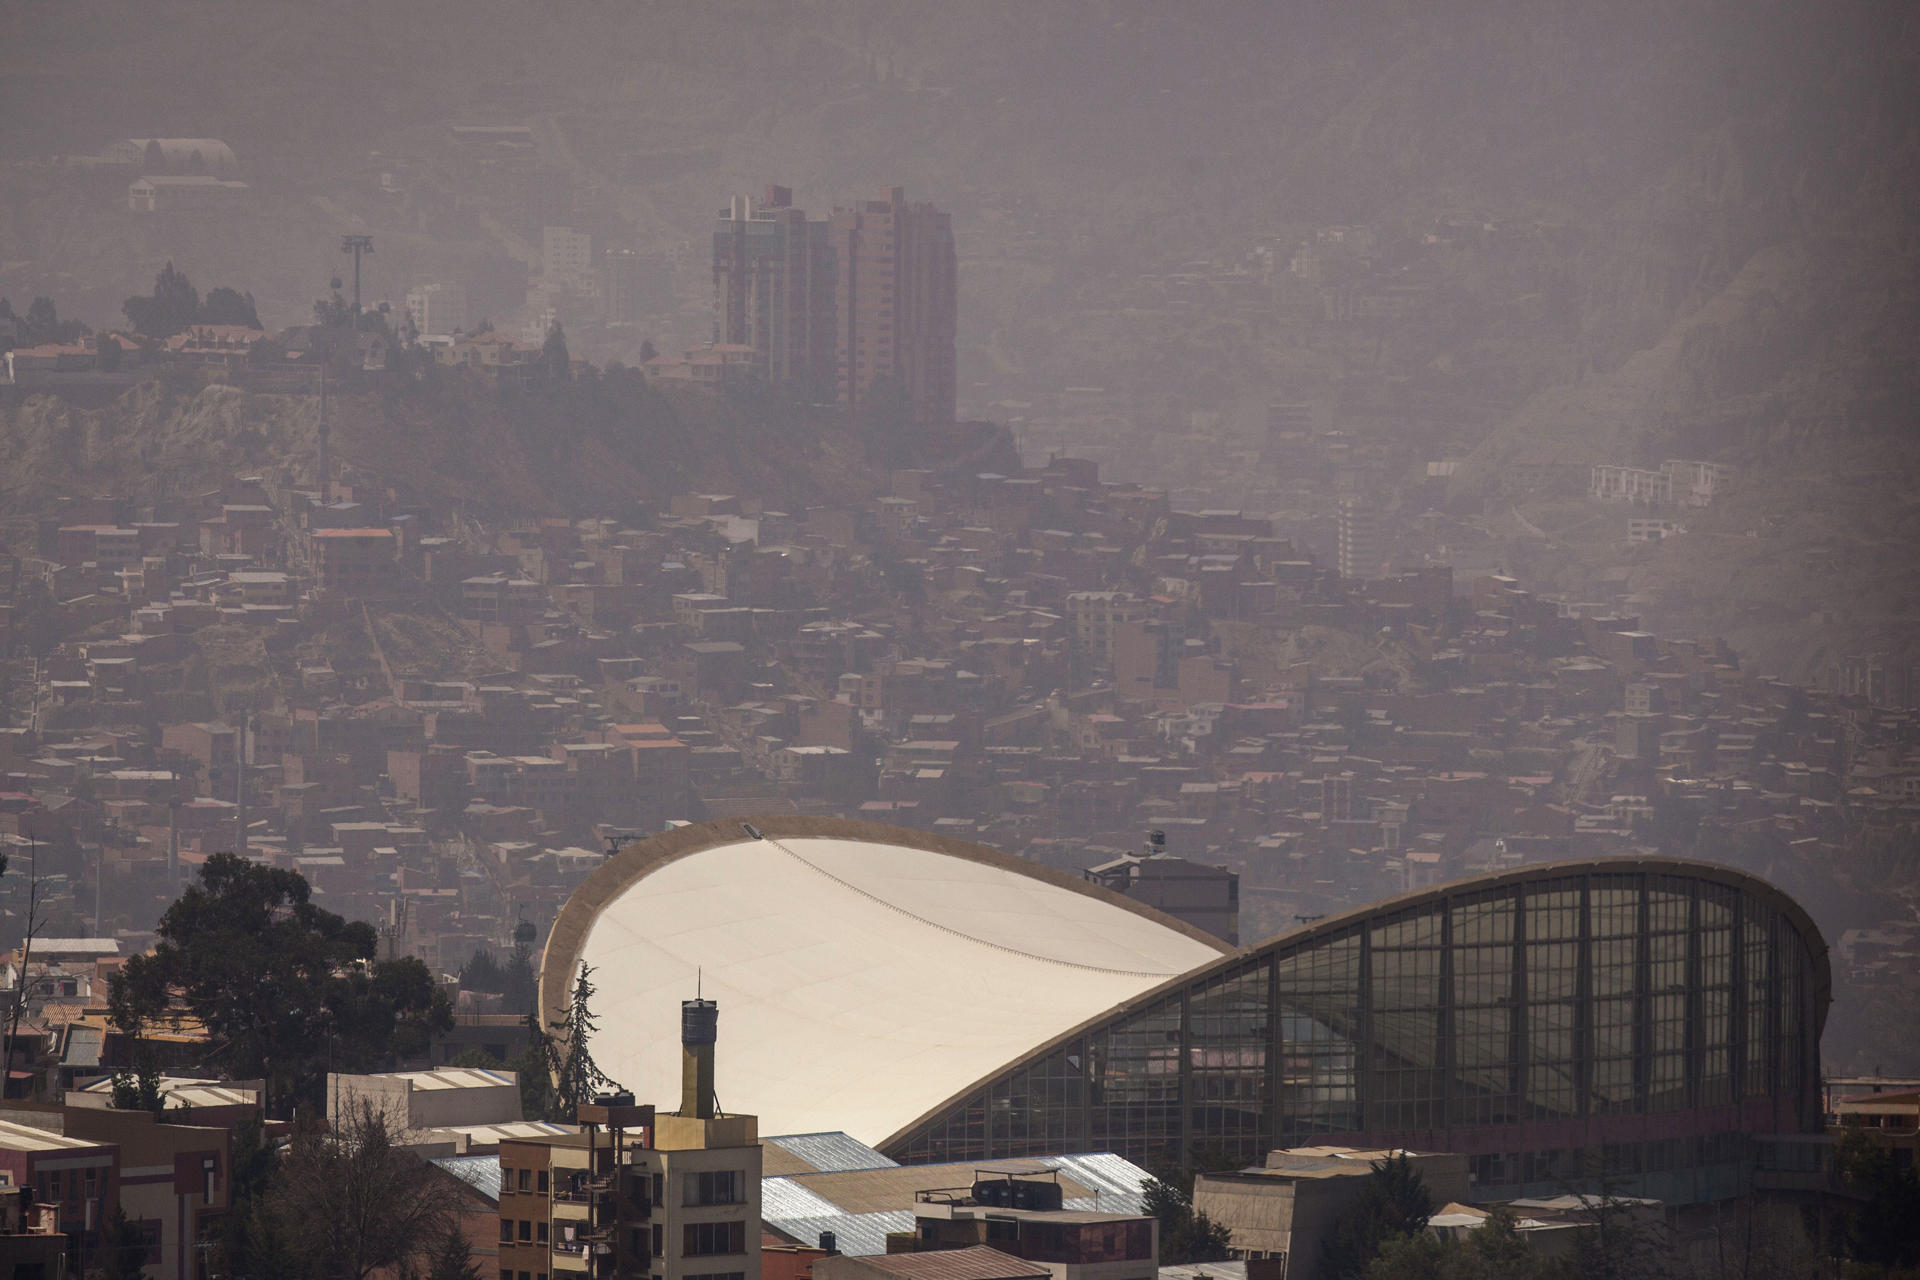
xmin=543 ymin=321 xmax=570 ymax=381
xmin=552 ymin=962 xmax=618 ymax=1117
xmin=425 ymin=1221 xmax=483 ymax=1280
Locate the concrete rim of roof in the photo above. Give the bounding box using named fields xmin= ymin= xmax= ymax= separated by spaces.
xmin=874 ymin=855 xmax=1832 ymax=1154
xmin=537 ymin=815 xmax=1235 ymax=1039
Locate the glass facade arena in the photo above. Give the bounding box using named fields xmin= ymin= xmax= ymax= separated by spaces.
xmin=880 ymin=863 xmax=1828 ymax=1205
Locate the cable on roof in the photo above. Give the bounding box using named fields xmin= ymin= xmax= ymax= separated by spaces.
xmin=755 ymin=830 xmax=1181 ymax=979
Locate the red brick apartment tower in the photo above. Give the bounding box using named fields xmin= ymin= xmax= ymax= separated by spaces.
xmin=830 ymin=187 xmax=957 ymax=426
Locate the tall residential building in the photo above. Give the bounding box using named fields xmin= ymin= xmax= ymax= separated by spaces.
xmin=1336 ymin=495 xmax=1385 ymax=580
xmin=830 ymin=187 xmax=957 ymax=425
xmin=405 ymin=281 xmax=468 ymax=337
xmin=712 ymin=186 xmax=836 ymax=389
xmin=604 ymin=248 xmax=669 ymax=326
xmin=543 ymin=225 xmax=597 ymax=296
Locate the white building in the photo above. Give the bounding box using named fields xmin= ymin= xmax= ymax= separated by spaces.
xmin=541 ymin=225 xmax=596 ymax=295
xmin=404 ymin=281 xmax=468 ymax=337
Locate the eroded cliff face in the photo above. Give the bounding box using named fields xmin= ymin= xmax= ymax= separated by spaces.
xmin=0 ymin=369 xmax=934 ymax=522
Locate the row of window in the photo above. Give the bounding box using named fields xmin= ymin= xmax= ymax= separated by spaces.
xmin=500 ymin=1217 xmax=746 ymax=1258
xmin=890 ymin=873 xmax=1818 ymax=1176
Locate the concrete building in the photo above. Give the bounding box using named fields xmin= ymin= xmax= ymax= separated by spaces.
xmin=126 ymin=175 xmax=250 ymax=213
xmin=1193 ymin=1148 xmax=1470 ymax=1275
xmin=543 ymin=226 xmax=597 ymax=296
xmin=1064 ymin=593 xmax=1148 ymax=672
xmin=1083 ymin=831 xmax=1240 ymax=944
xmin=406 ymin=281 xmax=469 ymax=337
xmin=817 ymin=1246 xmax=1049 ymax=1280
xmin=0 ymin=1117 xmax=118 ymax=1265
xmin=311 ymin=528 xmax=398 ymax=595
xmin=712 ymin=186 xmax=836 ymax=389
xmin=898 ymin=1169 xmax=1158 ymax=1280
xmin=60 ymin=1104 xmax=235 ymax=1280
xmin=830 ymin=188 xmax=957 ymax=425
xmin=604 ymin=248 xmax=669 ymax=326
xmin=327 ymin=1065 xmax=523 ymax=1137
xmin=1336 ymin=496 xmax=1385 ymax=581
xmin=498 ymin=999 xmax=762 ymax=1280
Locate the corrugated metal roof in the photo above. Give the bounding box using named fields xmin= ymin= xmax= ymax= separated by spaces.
xmin=1159 ymin=1263 xmax=1246 ymax=1280
xmin=766 ymin=1131 xmax=899 ymax=1174
xmin=63 ymin=1026 xmax=103 ymax=1068
xmin=759 ymin=1177 xmax=845 ymax=1222
xmin=766 ymin=1209 xmax=915 ymax=1257
xmin=1036 ymin=1152 xmax=1154 ymax=1214
xmin=854 ymin=1246 xmax=1049 ymax=1280
xmin=758 ymin=1152 xmax=1155 ymax=1258
xmin=433 ymin=1154 xmax=502 ymax=1204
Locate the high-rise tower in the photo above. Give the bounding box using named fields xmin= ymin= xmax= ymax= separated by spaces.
xmin=712 ymin=186 xmax=836 ymax=390
xmin=830 ymin=187 xmax=957 ymax=426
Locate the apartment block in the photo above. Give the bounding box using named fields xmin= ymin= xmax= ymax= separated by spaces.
xmin=831 ymin=187 xmax=957 ymax=426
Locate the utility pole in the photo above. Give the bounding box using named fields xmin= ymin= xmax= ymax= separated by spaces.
xmin=317 ymin=360 xmax=331 ymax=505
xmin=341 ymin=234 xmax=374 ymax=316
xmin=234 ymin=711 xmax=249 ymax=858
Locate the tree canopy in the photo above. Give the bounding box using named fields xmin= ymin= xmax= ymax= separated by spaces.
xmin=109 ymin=853 xmax=451 ymax=1113
xmin=1141 ymin=1173 xmax=1234 ymax=1264
xmin=543 ymin=320 xmax=570 ymax=380
xmin=1321 ymin=1154 xmax=1436 ymax=1280
xmin=122 ymin=262 xmax=264 ymax=337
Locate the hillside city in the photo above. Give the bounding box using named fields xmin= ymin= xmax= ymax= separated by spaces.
xmin=2 ymin=30 xmax=1919 ymax=1276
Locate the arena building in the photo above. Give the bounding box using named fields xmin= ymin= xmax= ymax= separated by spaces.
xmin=542 ymin=818 xmax=1828 ymax=1205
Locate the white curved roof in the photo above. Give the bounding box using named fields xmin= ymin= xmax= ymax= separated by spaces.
xmin=571 ymin=828 xmax=1226 ymax=1144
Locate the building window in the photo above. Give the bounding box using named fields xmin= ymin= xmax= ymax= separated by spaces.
xmin=653 ymin=1224 xmax=664 ymax=1256
xmin=683 ymin=1221 xmax=746 ymax=1257
xmin=683 ymin=1170 xmax=745 ymax=1206
xmin=537 ymin=1222 xmax=549 ymax=1244
xmin=519 ymin=1168 xmax=532 ymax=1193
xmin=519 ymin=1220 xmax=531 ymax=1242
xmin=500 ymin=1219 xmax=513 ymax=1242
xmin=537 ymin=1170 xmax=549 ymax=1194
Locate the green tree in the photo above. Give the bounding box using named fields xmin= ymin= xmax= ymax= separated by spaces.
xmin=425 ymin=1221 xmax=483 ymax=1280
xmin=141 ymin=139 xmax=164 ymax=171
xmin=1321 ymin=1154 xmax=1436 ymax=1280
xmin=21 ymin=296 xmax=88 ymax=346
xmin=1140 ymin=1173 xmax=1233 ymax=1264
xmin=1367 ymin=1207 xmax=1574 ymax=1280
xmin=543 ymin=321 xmax=570 ymax=381
xmin=97 ymin=332 xmax=122 ymax=371
xmin=109 ymin=854 xmax=451 ymax=1114
xmin=108 ymin=1062 xmax=165 ymax=1116
xmin=213 ymin=1112 xmax=284 ymax=1277
xmin=200 ymin=285 xmax=262 ymax=328
xmin=501 ymin=937 xmax=537 ymax=1015
xmin=123 ymin=262 xmax=201 ymax=338
xmin=514 ymin=1005 xmax=563 ymax=1120
xmin=87 ymin=1203 xmax=152 ymax=1280
xmin=458 ymin=948 xmax=506 ymax=993
xmin=1838 ymin=1126 xmax=1920 ymax=1270
xmin=261 ymin=1101 xmax=462 ymax=1280
xmin=552 ymin=962 xmax=618 ymax=1117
